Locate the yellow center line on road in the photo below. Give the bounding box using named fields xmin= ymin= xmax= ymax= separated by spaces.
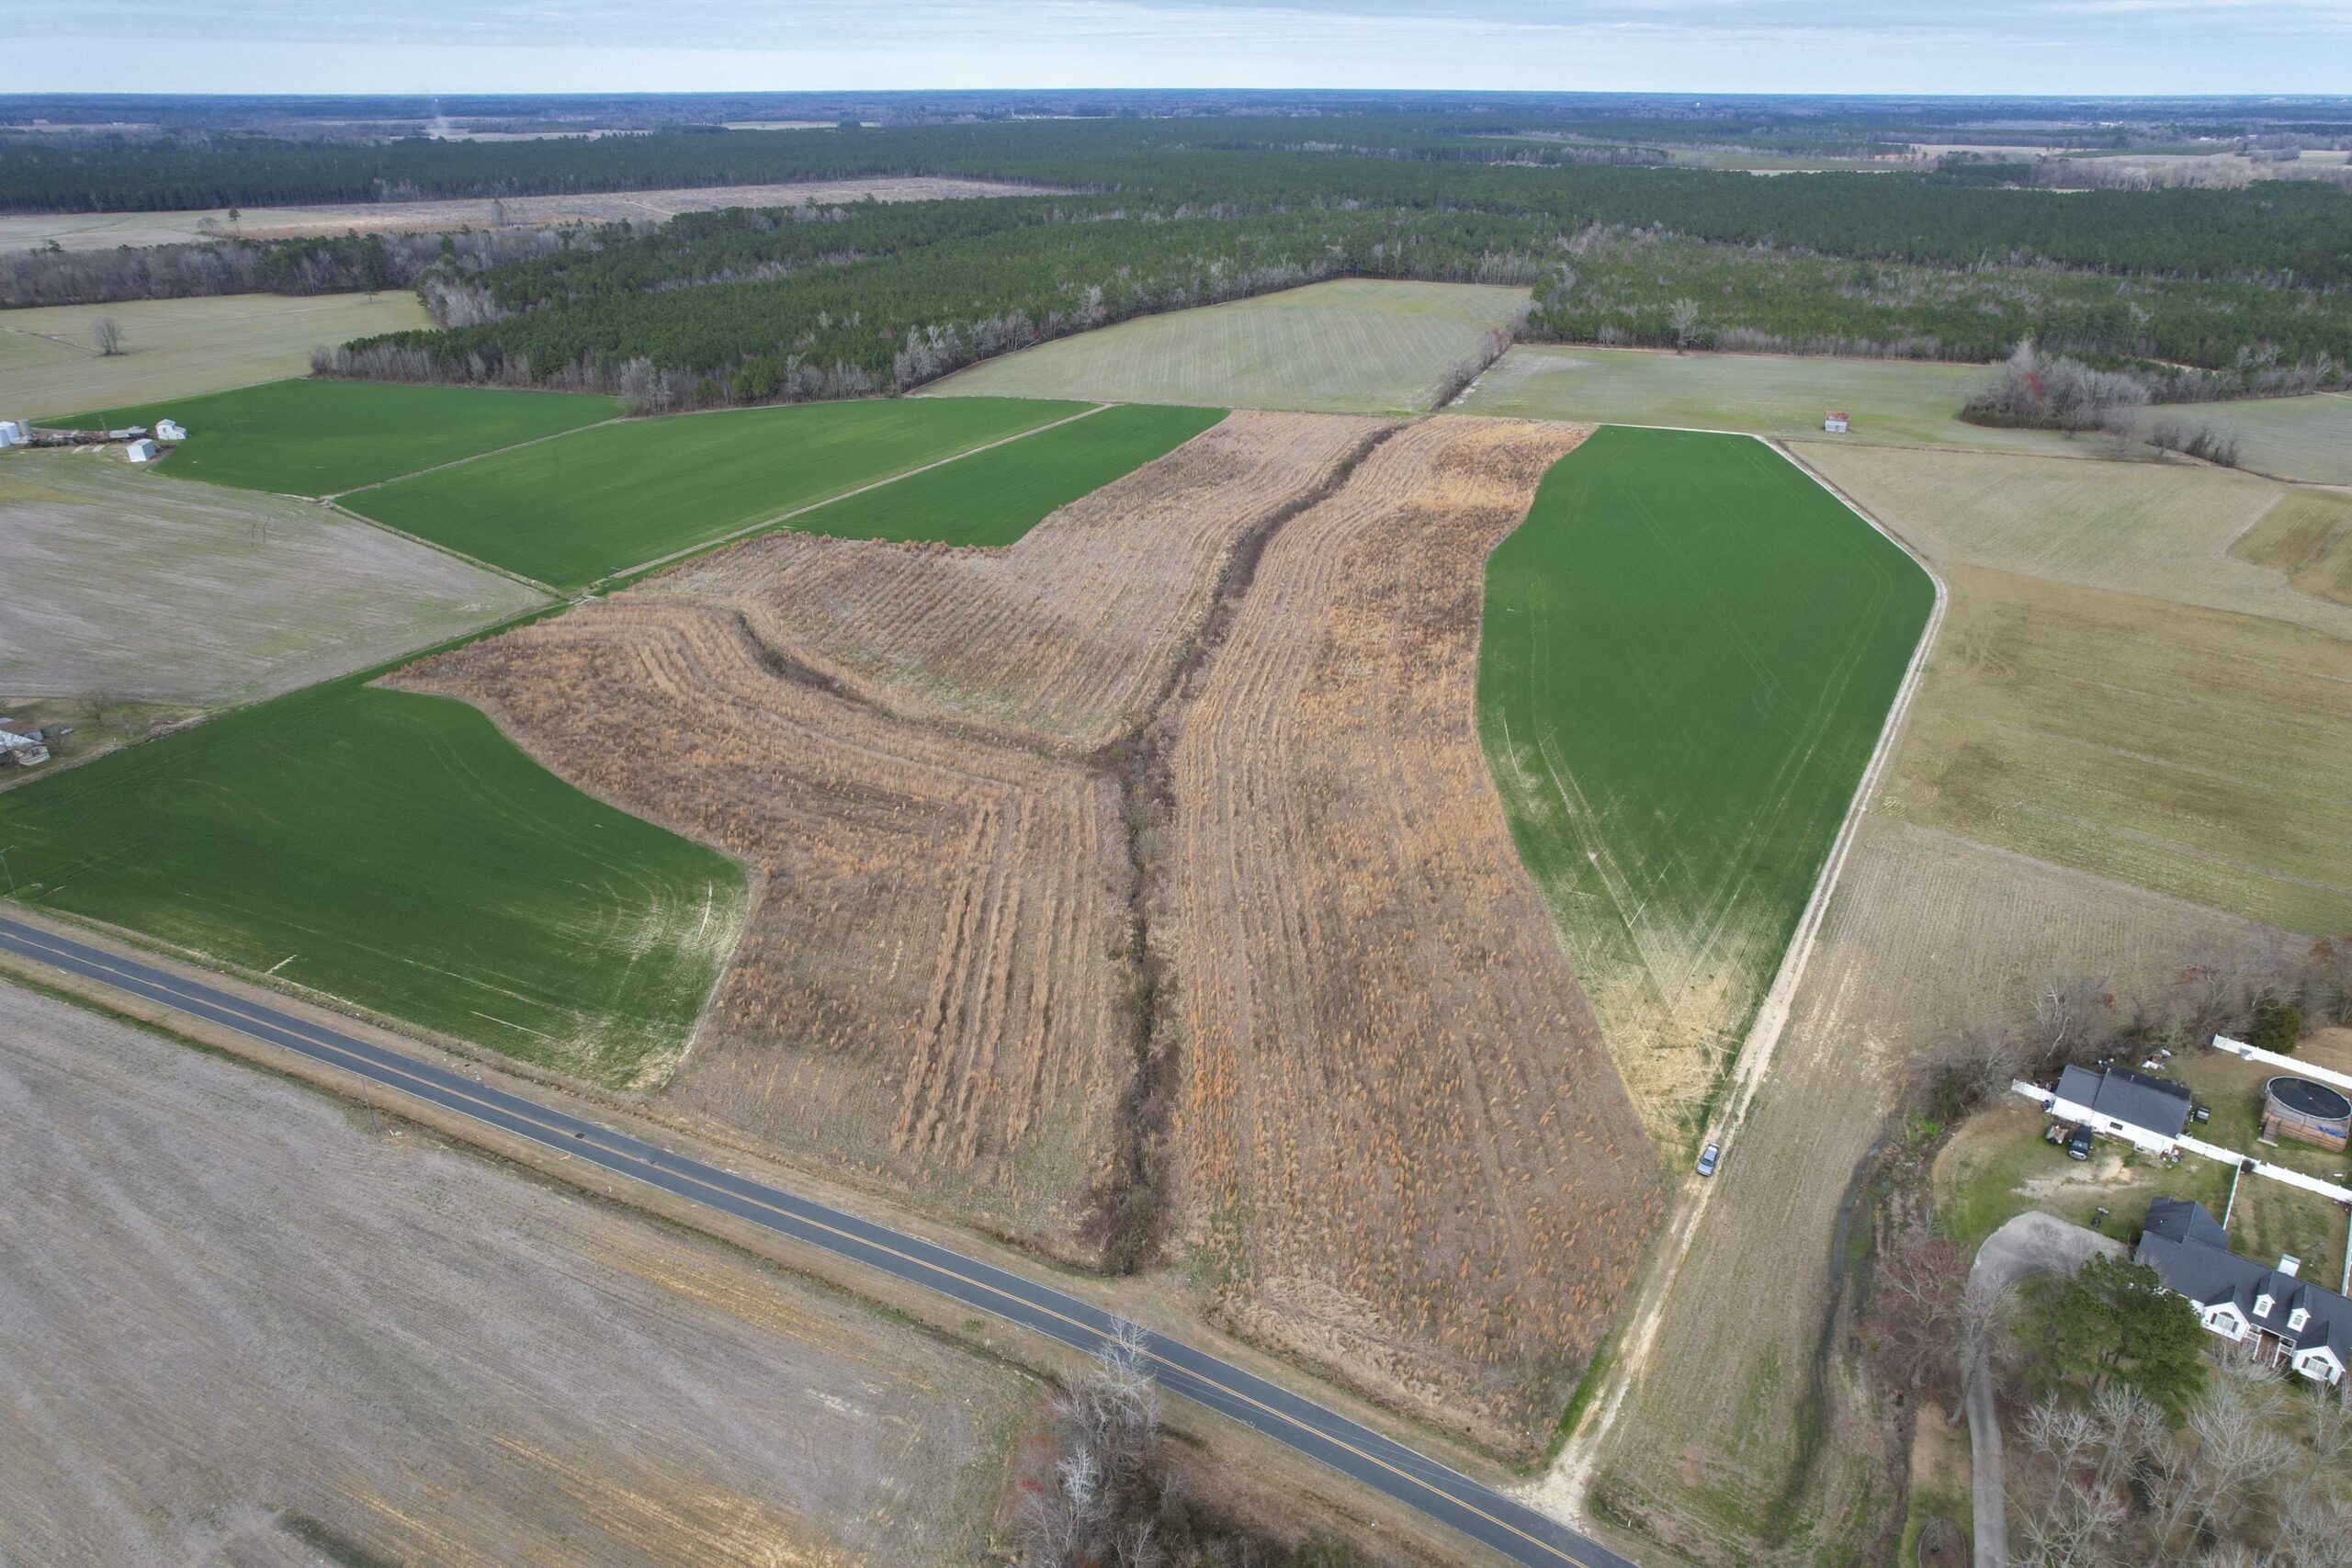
xmin=0 ymin=923 xmax=1603 ymax=1568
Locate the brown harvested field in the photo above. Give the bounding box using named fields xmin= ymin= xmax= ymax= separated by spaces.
xmin=1592 ymin=816 xmax=2290 ymax=1562
xmin=390 ymin=600 xmax=1135 ymax=1260
xmin=0 ymin=176 xmax=1050 ymax=254
xmin=665 ymin=412 xmax=1391 ymax=751
xmin=1796 ymin=443 xmax=2352 ymax=640
xmin=1160 ymin=417 xmax=1663 ymax=1455
xmin=1879 ymin=565 xmax=2352 ymax=935
xmin=0 ymin=978 xmax=1027 ymax=1566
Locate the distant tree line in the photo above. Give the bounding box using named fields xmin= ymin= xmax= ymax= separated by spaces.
xmin=7 ymin=119 xmax=2350 ymax=286
xmin=0 ymin=227 xmax=565 ymax=308
xmin=305 ymin=193 xmax=2352 ymax=407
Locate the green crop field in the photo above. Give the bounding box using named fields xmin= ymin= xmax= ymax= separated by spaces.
xmin=1455 ymin=344 xmax=2094 ymax=455
xmin=54 ymin=378 xmax=625 ymax=497
xmin=1478 ymin=427 xmax=1935 ymax=1140
xmin=2128 ymin=393 xmax=2352 ymax=485
xmin=922 ymin=278 xmax=1530 ymax=415
xmin=786 ymin=402 xmax=1224 ymax=546
xmin=0 ymin=678 xmax=745 ymax=1086
xmin=347 ymin=395 xmax=1091 ymax=589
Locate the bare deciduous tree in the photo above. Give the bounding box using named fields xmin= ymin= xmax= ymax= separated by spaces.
xmin=92 ymin=316 xmax=123 ymax=356
xmin=1668 ymin=297 xmax=1701 ymax=353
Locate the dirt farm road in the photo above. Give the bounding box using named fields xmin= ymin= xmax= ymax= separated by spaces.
xmin=0 ymin=913 xmax=1638 ymax=1568
xmin=1963 ymin=1213 xmax=2123 ymax=1568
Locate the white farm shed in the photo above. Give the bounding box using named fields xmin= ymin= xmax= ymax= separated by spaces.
xmin=155 ymin=418 xmax=188 ymax=443
xmin=1823 ymin=412 xmax=1850 ymax=433
xmin=124 ymin=438 xmax=159 ymax=463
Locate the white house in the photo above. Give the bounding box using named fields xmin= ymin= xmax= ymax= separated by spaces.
xmin=123 ymin=438 xmax=159 ymax=464
xmin=2039 ymin=1064 xmax=2194 ymax=1156
xmin=1823 ymin=411 xmax=1850 ymax=433
xmin=2137 ymin=1198 xmax=2348 ymax=1384
xmin=155 ymin=418 xmax=187 ymax=443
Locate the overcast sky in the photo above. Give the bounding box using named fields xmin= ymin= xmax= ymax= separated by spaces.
xmin=11 ymin=0 xmax=2349 ymax=97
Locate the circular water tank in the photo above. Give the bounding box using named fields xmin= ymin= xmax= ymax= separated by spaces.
xmin=2265 ymin=1076 xmax=2352 ymax=1135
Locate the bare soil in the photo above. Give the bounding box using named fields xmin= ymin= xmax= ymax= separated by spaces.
xmin=0 ymin=978 xmax=1027 ymax=1567
xmin=0 ymin=451 xmax=545 ymax=705
xmin=1159 ymin=417 xmax=1662 ymax=1455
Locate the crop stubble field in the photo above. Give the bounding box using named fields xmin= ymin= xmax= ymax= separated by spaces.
xmin=0 ymin=452 xmax=545 ymax=705
xmin=1878 ymin=565 xmax=2352 ymax=935
xmin=1161 ymin=417 xmax=1662 ymax=1453
xmin=0 ymin=980 xmax=1023 ymax=1567
xmin=4 ymin=292 xmax=431 ymax=414
xmin=665 ymin=411 xmax=1388 ymax=750
xmin=924 ymin=278 xmax=1532 ymax=415
xmin=2124 ymin=392 xmax=2352 ymax=485
xmin=1455 ymin=344 xmax=2086 ymax=455
xmin=2233 ymin=486 xmax=2352 ymax=609
xmin=351 ymin=394 xmax=1091 ymax=587
xmin=1597 ymin=817 xmax=2290 ymax=1562
xmin=392 ymin=601 xmax=1137 ymax=1257
xmin=1479 ymin=427 xmax=1936 ymax=1144
xmin=1800 ymin=444 xmax=2352 ymax=638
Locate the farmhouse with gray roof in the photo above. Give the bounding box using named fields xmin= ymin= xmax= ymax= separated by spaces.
xmin=2135 ymin=1197 xmax=2350 ymax=1384
xmin=2041 ymin=1065 xmax=2193 ymax=1155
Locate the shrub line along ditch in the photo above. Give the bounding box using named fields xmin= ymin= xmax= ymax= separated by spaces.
xmin=1086 ymin=418 xmax=1407 ymax=1272
xmin=1535 ymin=426 xmax=1950 ymax=1524
xmin=655 ymin=412 xmax=1409 ymax=1274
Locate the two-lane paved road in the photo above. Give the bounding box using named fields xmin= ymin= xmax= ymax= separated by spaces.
xmin=0 ymin=914 xmax=1636 ymax=1568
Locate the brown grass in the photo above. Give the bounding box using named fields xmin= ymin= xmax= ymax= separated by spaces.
xmin=662 ymin=411 xmax=1390 ymax=752
xmin=2232 ymin=486 xmax=2352 ymax=610
xmin=1160 ymin=417 xmax=1663 ymax=1455
xmin=1595 ymin=815 xmax=2291 ymax=1562
xmin=391 ymin=601 xmax=1134 ymax=1259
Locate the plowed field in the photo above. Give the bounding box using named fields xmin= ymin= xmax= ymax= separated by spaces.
xmin=1161 ymin=417 xmax=1662 ymax=1454
xmin=665 ymin=411 xmax=1390 ymax=750
xmin=391 ymin=603 xmax=1135 ymax=1257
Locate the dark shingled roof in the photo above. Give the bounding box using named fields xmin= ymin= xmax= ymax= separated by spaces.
xmin=2136 ymin=1199 xmax=2352 ymax=1371
xmin=2055 ymin=1064 xmax=2191 ymax=1140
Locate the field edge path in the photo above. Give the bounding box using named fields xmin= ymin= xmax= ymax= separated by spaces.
xmin=1530 ymin=430 xmax=1950 ymax=1529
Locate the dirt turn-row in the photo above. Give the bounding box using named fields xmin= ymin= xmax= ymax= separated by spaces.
xmin=1160 ymin=417 xmax=1663 ymax=1454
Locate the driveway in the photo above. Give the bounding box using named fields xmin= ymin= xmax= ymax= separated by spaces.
xmin=1963 ymin=1213 xmax=2124 ymax=1568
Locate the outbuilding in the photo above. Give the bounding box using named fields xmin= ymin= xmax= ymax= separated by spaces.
xmin=155 ymin=418 xmax=188 ymax=443
xmin=2041 ymin=1064 xmax=2193 ymax=1156
xmin=124 ymin=438 xmax=159 ymax=463
xmin=1823 ymin=412 xmax=1849 ymax=433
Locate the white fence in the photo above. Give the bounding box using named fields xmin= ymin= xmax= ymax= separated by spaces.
xmin=2212 ymin=1034 xmax=2352 ymax=1095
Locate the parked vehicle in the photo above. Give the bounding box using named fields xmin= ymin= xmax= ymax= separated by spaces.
xmin=1696 ymin=1142 xmax=1722 ymax=1178
xmin=2067 ymin=1124 xmax=2095 ymax=1161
